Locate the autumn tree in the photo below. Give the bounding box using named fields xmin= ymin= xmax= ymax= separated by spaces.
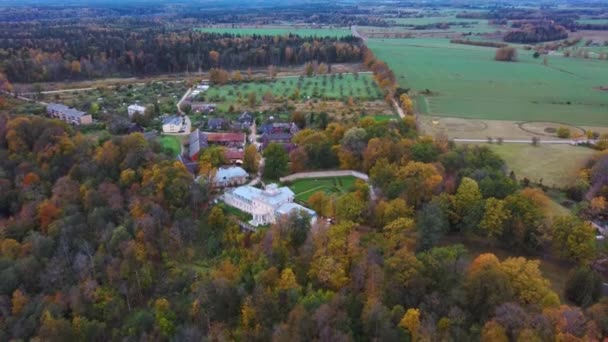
xmin=552 ymin=215 xmax=596 ymax=264
xmin=495 ymin=46 xmax=518 ymax=62
xmin=480 ymin=198 xmax=509 ymax=239
xmin=396 ymin=162 xmax=442 ymax=207
xmin=335 ymin=192 xmax=366 ymax=223
xmin=399 ymin=308 xmax=421 ymax=341
xmin=400 ymin=94 xmax=414 ymax=115
xmin=243 ymin=145 xmax=260 ymax=173
xmin=209 ymin=50 xmax=220 ymax=67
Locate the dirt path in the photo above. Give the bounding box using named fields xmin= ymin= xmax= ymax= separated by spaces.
xmin=453 ymin=138 xmax=597 ymax=145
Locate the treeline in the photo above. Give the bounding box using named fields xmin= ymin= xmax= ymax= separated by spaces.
xmin=450 ymin=39 xmax=508 ymax=48
xmin=576 ymin=23 xmax=608 ymax=31
xmin=504 ymin=23 xmax=568 ymax=43
xmin=0 ymin=23 xmax=363 ymax=83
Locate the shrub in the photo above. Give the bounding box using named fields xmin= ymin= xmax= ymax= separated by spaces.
xmin=495 ymin=46 xmax=518 ymax=62
xmin=565 ymin=267 xmax=602 ymax=307
xmin=556 ymin=126 xmax=571 ymax=139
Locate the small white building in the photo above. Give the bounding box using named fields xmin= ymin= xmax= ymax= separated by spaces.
xmin=223 ymin=184 xmax=317 ymax=226
xmin=196 ymin=83 xmax=210 ymax=91
xmin=162 ymin=116 xmax=185 ymax=133
xmin=128 ymin=104 xmax=147 ymax=118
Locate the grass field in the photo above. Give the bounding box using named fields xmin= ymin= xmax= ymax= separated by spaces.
xmin=367 ymin=38 xmax=608 ymax=127
xmin=158 ymin=136 xmax=181 ymax=157
xmin=288 ymin=176 xmax=357 ymax=201
xmin=202 ymin=73 xmax=383 ymax=104
xmin=195 ymin=27 xmax=352 ymax=38
xmin=469 ymin=144 xmax=597 ymax=188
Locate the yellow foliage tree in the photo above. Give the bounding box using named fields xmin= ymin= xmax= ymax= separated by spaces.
xmin=400 ymin=94 xmax=414 ymax=115
xmin=399 ymin=308 xmax=421 ymax=341
xmin=278 ymin=268 xmax=299 ymax=291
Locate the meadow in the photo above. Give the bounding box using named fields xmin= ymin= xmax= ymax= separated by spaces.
xmin=195 ymin=27 xmax=352 ymax=38
xmin=367 ymin=38 xmax=608 ymax=127
xmin=202 ymin=73 xmax=383 ymax=104
xmin=478 ymin=144 xmax=597 ymax=188
xmin=287 ymin=176 xmax=357 ymax=202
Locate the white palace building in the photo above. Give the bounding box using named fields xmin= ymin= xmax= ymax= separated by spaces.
xmin=223 ymin=183 xmax=317 ymax=226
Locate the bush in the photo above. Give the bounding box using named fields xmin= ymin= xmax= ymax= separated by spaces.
xmin=556 ymin=126 xmax=571 ymax=139
xmin=565 ymin=267 xmax=602 ymax=307
xmin=495 ymin=46 xmax=518 ymax=62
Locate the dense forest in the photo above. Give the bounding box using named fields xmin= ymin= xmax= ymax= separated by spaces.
xmin=0 ymin=112 xmax=606 ymax=341
xmin=504 ymin=23 xmax=569 ymax=43
xmin=0 ymin=22 xmax=363 ymax=83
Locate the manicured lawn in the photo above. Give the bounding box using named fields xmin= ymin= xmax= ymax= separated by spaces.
xmin=369 ymin=114 xmax=399 ymax=122
xmin=158 ymin=136 xmax=181 ymax=157
xmin=288 ymin=176 xmax=358 ymax=201
xmin=202 ymin=73 xmax=383 ymax=104
xmin=367 ymin=38 xmax=608 ymax=126
xmin=195 ymin=27 xmax=352 ymax=38
xmin=481 ymin=144 xmax=597 ymax=188
xmin=218 ymin=203 xmax=252 ymax=222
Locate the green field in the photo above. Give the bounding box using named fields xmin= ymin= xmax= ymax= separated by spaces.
xmin=158 ymin=136 xmax=181 ymax=157
xmin=288 ymin=176 xmax=358 ymax=201
xmin=367 ymin=38 xmax=608 ymax=126
xmin=576 ymin=19 xmax=608 ymax=25
xmin=478 ymin=144 xmax=597 ymax=188
xmin=202 ymin=73 xmax=383 ymax=104
xmin=195 ymin=27 xmax=352 ymax=38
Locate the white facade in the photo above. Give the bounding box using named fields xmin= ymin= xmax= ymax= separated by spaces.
xmin=223 ymin=184 xmax=316 ymax=226
xmin=162 ymin=116 xmax=185 ymax=133
xmin=128 ymin=104 xmax=147 ymax=118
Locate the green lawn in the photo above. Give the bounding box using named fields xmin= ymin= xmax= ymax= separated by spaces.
xmin=218 ymin=203 xmax=253 ymax=222
xmin=158 ymin=136 xmax=181 ymax=157
xmin=195 ymin=27 xmax=352 ymax=38
xmin=367 ymin=38 xmax=608 ymax=126
xmin=202 ymin=73 xmax=382 ymax=104
xmin=481 ymin=144 xmax=597 ymax=188
xmin=369 ymin=114 xmax=399 ymax=122
xmin=288 ymin=176 xmax=358 ymax=202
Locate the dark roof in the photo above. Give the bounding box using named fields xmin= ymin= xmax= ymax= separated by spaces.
xmin=238 ymin=112 xmax=254 ymax=123
xmin=207 ymin=118 xmax=228 ymax=128
xmin=263 ymin=132 xmax=292 ymax=141
xmin=189 ymin=129 xmax=208 ymax=159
